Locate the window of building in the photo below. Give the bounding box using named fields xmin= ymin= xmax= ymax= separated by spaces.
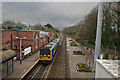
xmin=34 ymin=33 xmax=38 ymax=39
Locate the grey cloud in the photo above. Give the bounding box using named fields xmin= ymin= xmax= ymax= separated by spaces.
xmin=2 ymin=2 xmax=98 ymax=29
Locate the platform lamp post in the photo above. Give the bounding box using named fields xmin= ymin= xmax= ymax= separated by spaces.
xmin=16 ymin=37 xmax=26 ymax=64
xmin=93 ymin=2 xmax=104 ymax=79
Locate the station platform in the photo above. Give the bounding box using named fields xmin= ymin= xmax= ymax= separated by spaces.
xmin=4 ymin=51 xmax=39 ymax=79
xmin=66 ymin=38 xmax=93 ymax=78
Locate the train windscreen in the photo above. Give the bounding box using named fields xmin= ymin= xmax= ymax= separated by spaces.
xmin=40 ymin=49 xmax=50 ymax=57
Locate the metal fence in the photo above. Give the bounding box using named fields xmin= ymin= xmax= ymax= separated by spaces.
xmin=75 ymin=39 xmax=120 ymax=59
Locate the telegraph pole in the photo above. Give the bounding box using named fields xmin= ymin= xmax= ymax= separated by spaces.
xmin=93 ymin=2 xmax=104 ymax=79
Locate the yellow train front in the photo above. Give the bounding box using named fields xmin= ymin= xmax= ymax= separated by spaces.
xmin=39 ymin=38 xmax=60 ymax=64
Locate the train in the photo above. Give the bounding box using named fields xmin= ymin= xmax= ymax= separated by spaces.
xmin=39 ymin=37 xmax=60 ymax=64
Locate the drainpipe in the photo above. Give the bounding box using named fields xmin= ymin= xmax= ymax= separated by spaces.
xmin=11 ymin=30 xmax=13 ymax=49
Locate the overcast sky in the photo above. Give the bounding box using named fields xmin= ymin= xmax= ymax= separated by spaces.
xmin=2 ymin=2 xmax=98 ymax=29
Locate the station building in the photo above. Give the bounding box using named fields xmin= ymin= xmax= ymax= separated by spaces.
xmin=1 ymin=29 xmax=54 ymax=59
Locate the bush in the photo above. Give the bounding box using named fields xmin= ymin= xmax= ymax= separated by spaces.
xmin=69 ymin=39 xmax=73 ymax=41
xmin=77 ymin=63 xmax=91 ymax=72
xmin=24 ymin=54 xmax=29 ymax=59
xmin=70 ymin=41 xmax=77 ymax=46
xmin=104 ymin=53 xmax=108 ymax=59
xmin=30 ymin=52 xmax=33 ymax=55
xmin=24 ymin=55 xmax=27 ymax=59
xmin=117 ymin=56 xmax=120 ymax=60
xmin=112 ymin=56 xmax=120 ymax=60
xmin=2 ymin=26 xmax=6 ymax=29
xmin=28 ymin=53 xmax=32 ymax=56
xmin=73 ymin=51 xmax=84 ymax=55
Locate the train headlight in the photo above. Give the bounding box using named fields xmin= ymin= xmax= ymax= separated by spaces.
xmin=48 ymin=55 xmax=50 ymax=58
xmin=44 ymin=54 xmax=46 ymax=56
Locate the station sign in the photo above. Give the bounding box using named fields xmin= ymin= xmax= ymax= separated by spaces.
xmin=24 ymin=47 xmax=31 ymax=55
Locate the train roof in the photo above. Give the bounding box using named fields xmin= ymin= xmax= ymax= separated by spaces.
xmin=42 ymin=45 xmax=53 ymax=49
xmin=40 ymin=38 xmax=60 ymax=50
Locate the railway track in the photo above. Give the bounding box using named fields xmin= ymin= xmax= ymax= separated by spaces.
xmin=32 ymin=64 xmax=48 ymax=79
xmin=21 ymin=61 xmax=48 ymax=80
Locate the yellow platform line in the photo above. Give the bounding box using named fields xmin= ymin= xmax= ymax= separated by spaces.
xmin=20 ymin=59 xmax=39 ymax=80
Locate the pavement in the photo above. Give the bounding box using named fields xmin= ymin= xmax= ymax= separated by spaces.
xmin=4 ymin=51 xmax=39 ymax=79
xmin=66 ymin=37 xmax=93 ymax=78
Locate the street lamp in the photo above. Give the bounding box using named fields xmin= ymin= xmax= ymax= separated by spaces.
xmin=16 ymin=36 xmax=26 ymax=64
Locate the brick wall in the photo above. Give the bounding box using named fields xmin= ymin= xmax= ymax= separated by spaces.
xmin=49 ymin=32 xmax=54 ymax=42
xmin=39 ymin=38 xmax=44 ymax=48
xmin=2 ymin=30 xmax=12 ymax=50
xmin=2 ymin=30 xmax=55 ymax=59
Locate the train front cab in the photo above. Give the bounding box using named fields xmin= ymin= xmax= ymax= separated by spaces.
xmin=39 ymin=38 xmax=60 ymax=64
xmin=39 ymin=50 xmax=53 ymax=64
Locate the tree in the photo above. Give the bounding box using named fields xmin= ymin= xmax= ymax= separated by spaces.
xmin=32 ymin=23 xmax=45 ymax=31
xmin=2 ymin=26 xmax=6 ymax=29
xmin=44 ymin=23 xmax=54 ymax=29
xmin=2 ymin=20 xmax=15 ymax=26
xmin=2 ymin=20 xmax=25 ymax=30
xmin=64 ymin=2 xmax=120 ymax=49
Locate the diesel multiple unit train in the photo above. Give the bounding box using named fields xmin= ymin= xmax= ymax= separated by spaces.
xmin=39 ymin=37 xmax=60 ymax=64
